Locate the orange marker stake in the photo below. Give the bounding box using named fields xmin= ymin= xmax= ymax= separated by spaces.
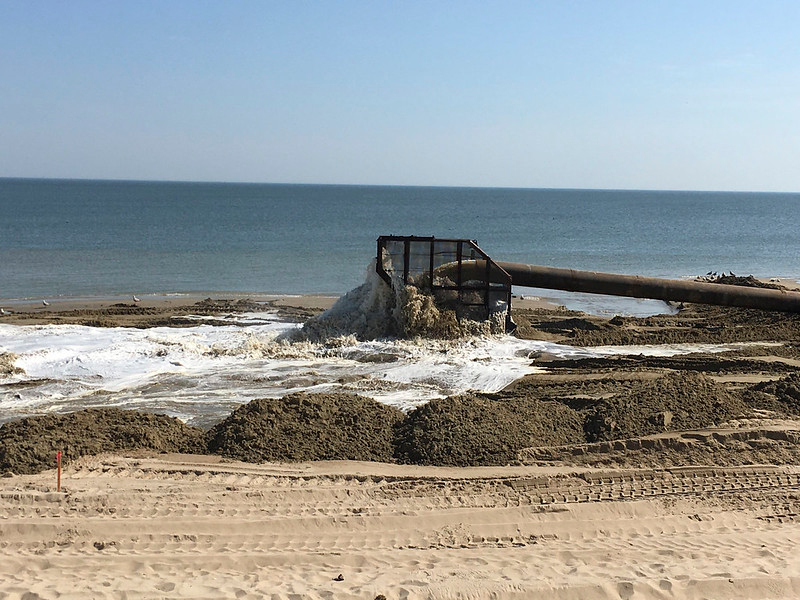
xmin=56 ymin=451 xmax=62 ymax=492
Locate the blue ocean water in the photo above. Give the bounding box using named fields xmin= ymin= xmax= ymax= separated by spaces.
xmin=1 ymin=178 xmax=799 ymax=301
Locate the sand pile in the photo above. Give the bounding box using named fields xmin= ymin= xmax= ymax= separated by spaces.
xmin=584 ymin=371 xmax=746 ymax=441
xmin=0 ymin=408 xmax=204 ymax=475
xmin=206 ymin=392 xmax=586 ymax=468
xmin=745 ymin=373 xmax=800 ymax=415
xmin=0 ymin=372 xmax=777 ymax=474
xmin=205 ymin=392 xmax=404 ymax=463
xmin=395 ymin=394 xmax=585 ymax=466
xmin=709 ymin=273 xmax=785 ymax=289
xmin=214 ymin=386 xmax=727 ymax=469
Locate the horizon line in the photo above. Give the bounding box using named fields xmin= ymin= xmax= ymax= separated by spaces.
xmin=0 ymin=175 xmax=797 ymax=196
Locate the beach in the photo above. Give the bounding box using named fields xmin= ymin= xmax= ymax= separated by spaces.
xmin=4 ymin=1 xmax=800 ymax=595
xmin=3 ymin=290 xmax=800 ymax=598
xmin=2 ymin=452 xmax=800 ymax=599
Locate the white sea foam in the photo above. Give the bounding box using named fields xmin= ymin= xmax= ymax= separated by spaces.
xmin=0 ymin=311 xmax=755 ymax=426
xmin=173 ymin=312 xmax=285 ymax=325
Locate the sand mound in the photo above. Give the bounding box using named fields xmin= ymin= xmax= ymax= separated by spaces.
xmin=0 ymin=373 xmax=765 ymax=473
xmin=205 ymin=393 xmax=404 ymax=463
xmin=711 ymin=273 xmax=785 ymax=289
xmin=584 ymin=371 xmax=747 ymax=441
xmin=395 ymin=394 xmax=585 ymax=466
xmin=0 ymin=408 xmax=204 ymax=475
xmin=745 ymin=373 xmax=800 ymax=415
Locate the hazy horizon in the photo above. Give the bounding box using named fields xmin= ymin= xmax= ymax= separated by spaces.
xmin=3 ymin=175 xmax=800 ymax=196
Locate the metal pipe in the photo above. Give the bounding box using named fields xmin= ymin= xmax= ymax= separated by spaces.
xmin=451 ymin=260 xmax=800 ymax=313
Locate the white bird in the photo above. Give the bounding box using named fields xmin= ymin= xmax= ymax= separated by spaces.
xmin=133 ymin=295 xmax=140 ymax=303
xmin=0 ymin=308 xmax=7 ymax=315
xmin=42 ymin=300 xmax=50 ymax=307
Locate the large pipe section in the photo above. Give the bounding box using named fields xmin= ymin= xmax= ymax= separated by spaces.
xmin=452 ymin=260 xmax=800 ymax=313
xmin=497 ymin=262 xmax=800 ymax=313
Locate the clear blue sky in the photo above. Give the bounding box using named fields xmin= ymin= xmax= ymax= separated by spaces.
xmin=2 ymin=1 xmax=799 ymax=191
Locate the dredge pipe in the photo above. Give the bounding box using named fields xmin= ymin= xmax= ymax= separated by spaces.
xmin=442 ymin=259 xmax=800 ymax=313
xmin=494 ymin=262 xmax=800 ymax=313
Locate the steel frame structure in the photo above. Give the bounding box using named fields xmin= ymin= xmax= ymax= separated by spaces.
xmin=376 ymin=235 xmax=513 ymax=329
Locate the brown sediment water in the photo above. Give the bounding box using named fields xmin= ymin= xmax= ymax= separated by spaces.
xmin=295 ymin=262 xmax=506 ymax=342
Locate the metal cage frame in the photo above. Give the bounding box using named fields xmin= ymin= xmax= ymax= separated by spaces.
xmin=376 ymin=235 xmax=513 ymax=330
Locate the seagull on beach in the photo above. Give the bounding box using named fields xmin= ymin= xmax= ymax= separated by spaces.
xmin=0 ymin=308 xmax=7 ymax=315
xmin=42 ymin=300 xmax=50 ymax=307
xmin=133 ymin=295 xmax=140 ymax=303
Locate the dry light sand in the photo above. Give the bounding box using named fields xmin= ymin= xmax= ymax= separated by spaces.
xmin=2 ymin=453 xmax=800 ymax=599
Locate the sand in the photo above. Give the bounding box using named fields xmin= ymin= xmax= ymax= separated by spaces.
xmin=2 ymin=453 xmax=800 ymax=599
xmin=4 ymin=291 xmax=800 ymax=598
xmin=0 ymin=294 xmax=340 ymax=327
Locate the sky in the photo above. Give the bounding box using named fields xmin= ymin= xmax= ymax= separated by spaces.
xmin=1 ymin=1 xmax=799 ymax=192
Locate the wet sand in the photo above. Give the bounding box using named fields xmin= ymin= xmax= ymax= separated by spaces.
xmin=0 ymin=293 xmax=341 ymax=327
xmin=0 ymin=292 xmax=557 ymax=326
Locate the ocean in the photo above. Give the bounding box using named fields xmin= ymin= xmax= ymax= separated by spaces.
xmin=2 ymin=178 xmax=799 ymax=301
xmin=1 ymin=178 xmax=799 ymax=425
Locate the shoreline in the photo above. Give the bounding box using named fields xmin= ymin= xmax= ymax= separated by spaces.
xmin=2 ymin=274 xmax=797 ymax=321
xmin=0 ymin=291 xmax=342 ymax=313
xmin=0 ymin=291 xmax=561 ymax=325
